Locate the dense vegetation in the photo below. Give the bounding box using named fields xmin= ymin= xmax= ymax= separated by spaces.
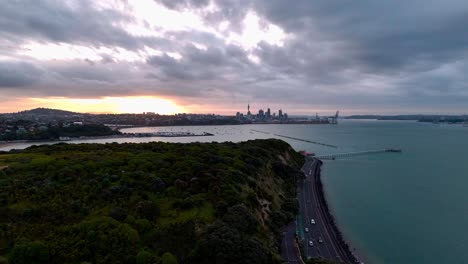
xmin=0 ymin=139 xmax=304 ymax=264
xmin=0 ymin=124 xmax=120 ymax=141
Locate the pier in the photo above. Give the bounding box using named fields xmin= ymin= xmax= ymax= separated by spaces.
xmin=314 ymin=148 xmax=402 ymax=160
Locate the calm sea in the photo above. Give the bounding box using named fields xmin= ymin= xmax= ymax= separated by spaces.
xmin=2 ymin=120 xmax=467 ymax=263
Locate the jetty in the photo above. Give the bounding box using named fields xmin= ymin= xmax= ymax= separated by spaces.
xmin=314 ymin=148 xmax=402 ymax=160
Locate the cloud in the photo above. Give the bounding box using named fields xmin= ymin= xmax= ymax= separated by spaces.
xmin=147 ymin=43 xmax=255 ymax=81
xmin=0 ymin=61 xmax=43 ymax=87
xmin=0 ymin=0 xmax=467 ymax=113
xmin=159 ymin=0 xmax=210 ymax=9
xmin=0 ymin=1 xmax=134 ymax=48
xmin=253 ymin=0 xmax=468 ymax=73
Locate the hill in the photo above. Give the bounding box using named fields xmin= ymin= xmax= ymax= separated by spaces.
xmin=0 ymin=108 xmax=86 ymax=124
xmin=15 ymin=108 xmax=81 ymax=116
xmin=346 ymin=114 xmax=468 ymax=123
xmin=0 ymin=139 xmax=304 ymax=264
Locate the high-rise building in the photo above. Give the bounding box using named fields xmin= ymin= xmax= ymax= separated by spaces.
xmin=278 ymin=109 xmax=283 ymax=119
xmin=266 ymin=108 xmax=271 ymax=119
xmin=258 ymin=109 xmax=264 ymax=119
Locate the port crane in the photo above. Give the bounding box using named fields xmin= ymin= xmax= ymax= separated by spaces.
xmin=328 ymin=111 xmax=339 ymax=124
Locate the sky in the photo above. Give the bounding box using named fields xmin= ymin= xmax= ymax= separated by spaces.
xmin=0 ymin=0 xmax=467 ymax=115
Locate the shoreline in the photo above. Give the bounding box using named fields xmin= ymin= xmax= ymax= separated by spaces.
xmin=0 ymin=133 xmax=214 ymax=149
xmin=112 ymin=122 xmax=336 ymax=129
xmin=314 ymin=158 xmax=360 ymax=263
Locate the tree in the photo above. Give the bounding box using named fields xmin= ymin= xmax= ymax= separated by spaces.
xmin=149 ymin=177 xmax=166 ymax=192
xmin=9 ymin=241 xmax=49 ymax=264
xmin=161 ymin=252 xmax=178 ymax=264
xmin=108 ymin=207 xmax=128 ymax=221
xmin=222 ymin=204 xmax=258 ymax=234
xmin=194 ymin=221 xmax=270 ymax=264
xmin=136 ymin=201 xmax=160 ymax=220
xmin=194 ymin=221 xmax=242 ymax=263
xmin=136 ymin=250 xmax=154 ymax=264
xmin=0 ymin=256 xmax=8 ymax=264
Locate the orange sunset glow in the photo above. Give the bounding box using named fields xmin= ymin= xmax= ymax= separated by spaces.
xmin=27 ymin=96 xmax=184 ymax=114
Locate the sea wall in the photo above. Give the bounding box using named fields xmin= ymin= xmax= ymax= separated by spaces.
xmin=314 ymin=159 xmax=359 ymax=263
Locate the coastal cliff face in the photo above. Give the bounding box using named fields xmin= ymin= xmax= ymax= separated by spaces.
xmin=0 ymin=139 xmax=304 ymax=264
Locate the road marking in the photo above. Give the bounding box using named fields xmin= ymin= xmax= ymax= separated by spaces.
xmin=308 ymin=161 xmax=338 ymax=260
xmin=300 ymin=158 xmax=348 ymax=262
xmin=310 ymin=164 xmax=350 ymax=263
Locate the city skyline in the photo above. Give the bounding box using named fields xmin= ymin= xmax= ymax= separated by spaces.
xmin=1 ymin=1 xmax=468 ymax=115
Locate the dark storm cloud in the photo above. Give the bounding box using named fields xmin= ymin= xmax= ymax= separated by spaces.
xmin=147 ymin=43 xmax=256 ymax=82
xmin=251 ymin=0 xmax=468 ymax=73
xmin=0 ymin=0 xmax=169 ymax=50
xmin=157 ymin=0 xmax=468 ymax=90
xmin=161 ymin=0 xmax=468 ymax=85
xmin=0 ymin=61 xmax=43 ymax=87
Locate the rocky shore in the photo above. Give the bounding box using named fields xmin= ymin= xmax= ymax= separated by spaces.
xmin=314 ymin=159 xmax=360 ymax=263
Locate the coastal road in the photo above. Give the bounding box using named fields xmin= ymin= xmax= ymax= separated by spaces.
xmin=298 ymin=157 xmax=356 ymax=263
xmin=280 ymin=221 xmax=301 ymax=264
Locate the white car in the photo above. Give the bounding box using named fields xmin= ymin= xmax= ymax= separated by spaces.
xmin=311 ymin=219 xmax=316 ymax=224
xmin=309 ymin=240 xmax=314 ymax=246
xmin=305 ymin=227 xmax=309 ymax=232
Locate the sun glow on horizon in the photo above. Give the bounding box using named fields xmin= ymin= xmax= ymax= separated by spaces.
xmin=30 ymin=96 xmax=184 ymax=114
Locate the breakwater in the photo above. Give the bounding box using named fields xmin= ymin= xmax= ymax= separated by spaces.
xmin=250 ymin=129 xmax=337 ymax=148
xmin=313 ymin=159 xmax=359 ymax=263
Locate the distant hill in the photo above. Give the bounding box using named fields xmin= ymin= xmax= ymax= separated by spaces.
xmin=15 ymin=108 xmax=82 ymax=116
xmin=346 ymin=114 xmax=468 ymax=123
xmin=0 ymin=108 xmax=87 ymax=123
xmin=0 ymin=108 xmax=243 ymax=126
xmin=345 ymin=115 xmax=424 ymax=120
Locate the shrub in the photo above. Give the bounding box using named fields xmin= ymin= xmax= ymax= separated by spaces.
xmin=136 ymin=201 xmax=159 ymax=221
xmin=161 ymin=252 xmax=178 ymax=264
xmin=136 ymin=250 xmax=154 ymax=264
xmin=222 ymin=204 xmax=258 ymax=234
xmin=10 ymin=241 xmax=49 ymax=264
xmin=108 ymin=207 xmax=127 ymax=221
xmin=0 ymin=256 xmax=8 ymax=264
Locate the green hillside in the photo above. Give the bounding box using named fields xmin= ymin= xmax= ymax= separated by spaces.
xmin=0 ymin=139 xmax=304 ymax=264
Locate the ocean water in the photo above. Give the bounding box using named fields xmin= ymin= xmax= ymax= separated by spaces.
xmin=2 ymin=120 xmax=468 ymax=263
